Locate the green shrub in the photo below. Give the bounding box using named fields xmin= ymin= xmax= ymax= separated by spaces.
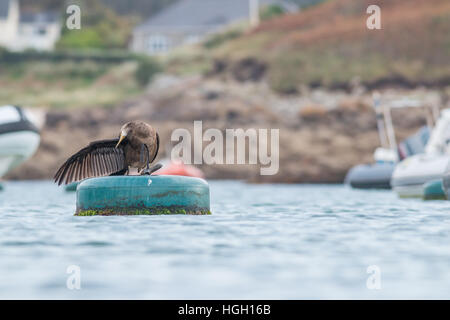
xmin=0 ymin=49 xmax=134 ymax=64
xmin=203 ymin=29 xmax=242 ymax=49
xmin=135 ymin=57 xmax=163 ymax=86
xmin=56 ymin=0 xmax=134 ymax=50
xmin=261 ymin=5 xmax=285 ymax=20
xmin=0 ymin=46 xmax=8 ymax=57
xmin=56 ymin=29 xmax=105 ymax=49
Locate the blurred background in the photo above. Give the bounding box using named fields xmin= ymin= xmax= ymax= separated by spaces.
xmin=0 ymin=0 xmax=449 ymax=183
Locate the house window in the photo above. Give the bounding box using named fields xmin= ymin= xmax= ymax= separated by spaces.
xmin=36 ymin=27 xmax=47 ymax=35
xmin=147 ymin=35 xmax=169 ymax=54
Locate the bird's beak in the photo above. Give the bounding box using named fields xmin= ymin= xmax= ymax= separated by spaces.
xmin=116 ymin=133 xmax=126 ymax=148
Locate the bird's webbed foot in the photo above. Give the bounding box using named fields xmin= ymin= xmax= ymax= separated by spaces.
xmin=140 ymin=163 xmax=163 ymax=175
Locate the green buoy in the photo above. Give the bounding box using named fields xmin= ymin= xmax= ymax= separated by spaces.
xmin=423 ymin=179 xmax=446 ymax=200
xmin=65 ymin=182 xmax=79 ymax=192
xmin=75 ymin=175 xmax=211 ymax=216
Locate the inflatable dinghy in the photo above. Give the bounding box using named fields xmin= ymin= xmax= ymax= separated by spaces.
xmin=392 ymin=109 xmax=450 ymax=198
xmin=346 ymin=94 xmax=435 ymax=189
xmin=0 ymin=105 xmax=40 ymax=178
xmin=346 ymin=126 xmax=430 ymax=189
xmin=439 ymin=162 xmax=450 ymax=200
xmin=345 ymin=162 xmax=394 ymax=189
xmin=423 ymin=179 xmax=446 ymax=200
xmin=391 ymin=154 xmax=449 ymax=198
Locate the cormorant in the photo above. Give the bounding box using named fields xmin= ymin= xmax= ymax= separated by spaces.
xmin=54 ymin=121 xmax=161 ymax=185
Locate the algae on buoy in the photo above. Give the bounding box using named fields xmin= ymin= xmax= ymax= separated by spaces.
xmin=75 ymin=175 xmax=210 ymax=216
xmin=423 ymin=179 xmax=446 ymax=200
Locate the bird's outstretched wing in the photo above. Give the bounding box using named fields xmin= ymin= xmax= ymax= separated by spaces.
xmin=54 ymin=139 xmax=127 ymax=185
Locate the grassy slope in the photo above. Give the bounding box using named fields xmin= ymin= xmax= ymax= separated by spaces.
xmin=0 ymin=60 xmax=141 ymax=109
xmin=210 ymin=0 xmax=450 ymax=92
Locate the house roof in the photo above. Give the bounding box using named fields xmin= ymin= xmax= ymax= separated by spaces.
xmin=0 ymin=0 xmax=10 ymax=19
xmin=136 ymin=0 xmax=296 ymax=31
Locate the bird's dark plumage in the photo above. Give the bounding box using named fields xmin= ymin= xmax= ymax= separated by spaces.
xmin=54 ymin=139 xmax=127 ymax=185
xmin=151 ymin=132 xmax=159 ymax=163
xmin=54 ymin=121 xmax=159 ymax=185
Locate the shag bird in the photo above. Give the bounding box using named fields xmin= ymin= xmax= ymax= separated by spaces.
xmin=54 ymin=121 xmax=161 ymax=185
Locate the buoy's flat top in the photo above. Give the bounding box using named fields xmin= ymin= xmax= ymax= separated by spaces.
xmin=78 ymin=175 xmax=209 ymax=189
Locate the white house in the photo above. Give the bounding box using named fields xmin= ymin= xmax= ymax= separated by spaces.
xmin=130 ymin=0 xmax=297 ymax=55
xmin=0 ymin=0 xmax=61 ymax=51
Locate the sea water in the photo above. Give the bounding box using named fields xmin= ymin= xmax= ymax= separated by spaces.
xmin=0 ymin=180 xmax=449 ymax=299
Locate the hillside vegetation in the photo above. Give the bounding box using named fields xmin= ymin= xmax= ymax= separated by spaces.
xmin=202 ymin=0 xmax=450 ymax=93
xmin=0 ymin=50 xmax=161 ymax=109
xmin=0 ymin=0 xmax=169 ymax=109
xmin=20 ymin=0 xmax=178 ymax=49
xmin=20 ymin=0 xmax=177 ymax=18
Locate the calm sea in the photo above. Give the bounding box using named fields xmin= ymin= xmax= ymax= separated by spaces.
xmin=0 ymin=180 xmax=449 ymax=299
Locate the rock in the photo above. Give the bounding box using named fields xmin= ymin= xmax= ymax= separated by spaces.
xmin=5 ymin=76 xmax=446 ymax=184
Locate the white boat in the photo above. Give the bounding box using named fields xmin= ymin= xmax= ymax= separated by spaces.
xmin=391 ymin=108 xmax=450 ymax=198
xmin=345 ymin=93 xmax=435 ymax=189
xmin=391 ymin=154 xmax=449 ymax=198
xmin=0 ymin=105 xmax=41 ymax=178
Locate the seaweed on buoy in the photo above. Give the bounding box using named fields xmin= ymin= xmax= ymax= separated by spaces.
xmin=75 ymin=206 xmax=211 ymax=216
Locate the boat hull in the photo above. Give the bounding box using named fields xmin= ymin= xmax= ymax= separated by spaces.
xmin=0 ymin=105 xmax=41 ymax=179
xmin=0 ymin=131 xmax=40 ymax=177
xmin=423 ymin=179 xmax=446 ymax=200
xmin=344 ymin=162 xmax=394 ymax=189
xmin=441 ymin=163 xmax=450 ymax=200
xmin=391 ymin=154 xmax=449 ymax=198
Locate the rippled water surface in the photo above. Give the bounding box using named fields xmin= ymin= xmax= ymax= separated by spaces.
xmin=1 ymin=180 xmax=450 ymax=299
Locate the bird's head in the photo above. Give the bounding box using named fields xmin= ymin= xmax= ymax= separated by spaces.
xmin=116 ymin=121 xmax=150 ymax=148
xmin=116 ymin=123 xmax=132 ymax=148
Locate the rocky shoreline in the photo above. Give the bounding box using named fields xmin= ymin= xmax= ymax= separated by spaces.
xmin=6 ymin=75 xmax=449 ymax=183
